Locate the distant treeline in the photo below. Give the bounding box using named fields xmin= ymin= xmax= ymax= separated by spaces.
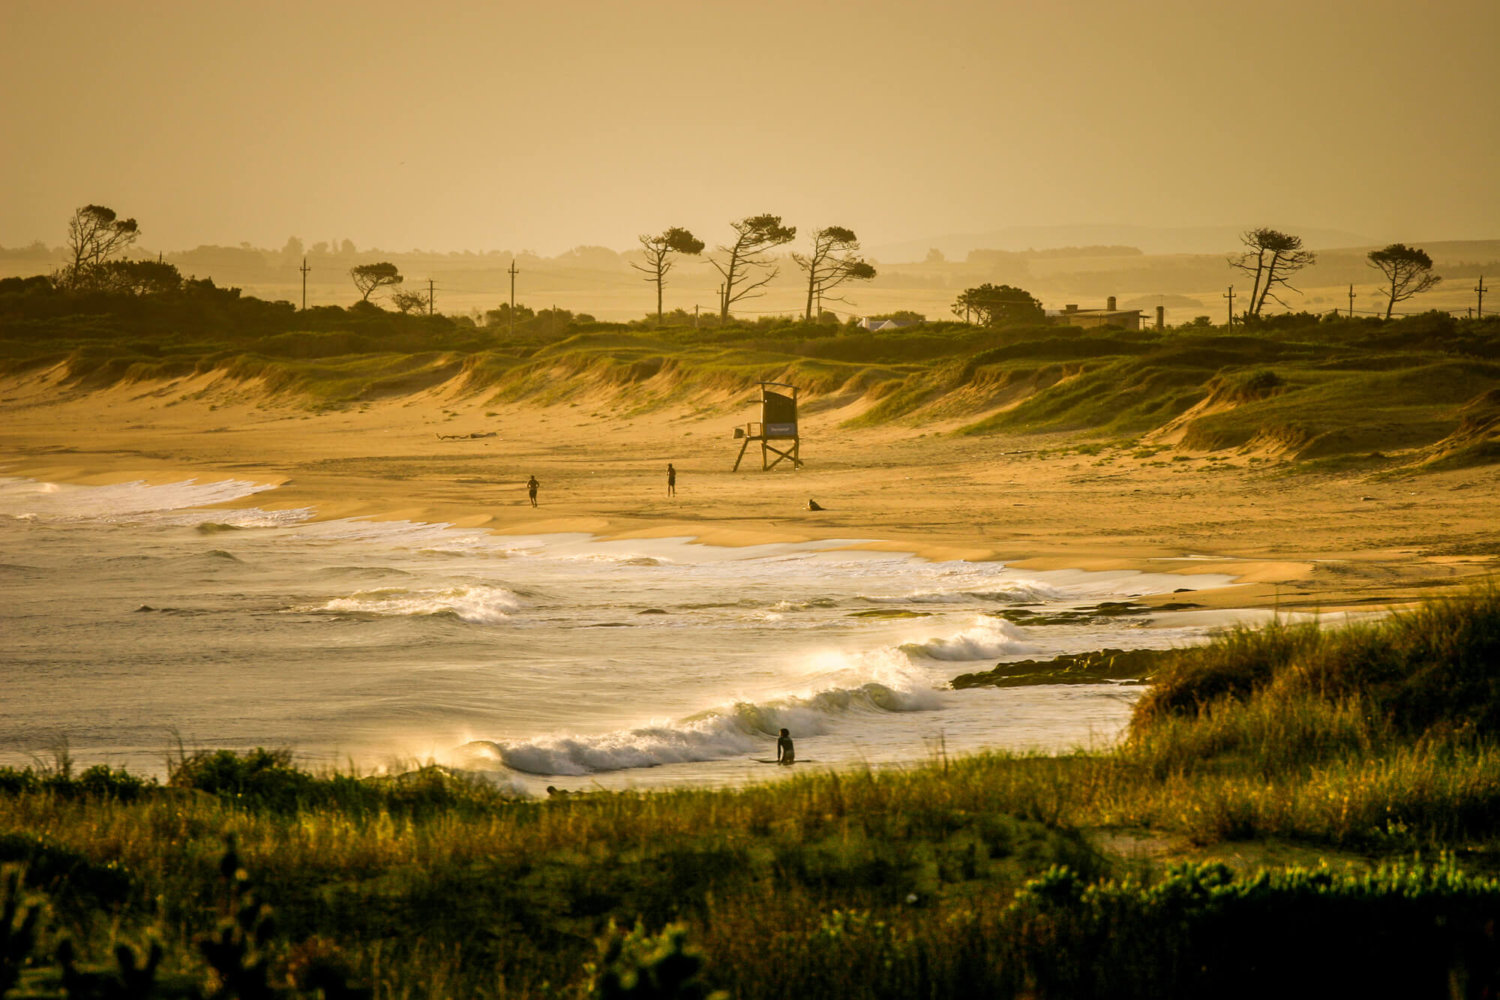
xmin=6 ymin=238 xmax=1496 ymax=308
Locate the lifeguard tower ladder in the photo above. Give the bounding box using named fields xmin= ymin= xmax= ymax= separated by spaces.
xmin=733 ymin=381 xmax=802 ymax=471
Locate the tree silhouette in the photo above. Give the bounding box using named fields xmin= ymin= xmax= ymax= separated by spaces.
xmin=1367 ymin=243 xmax=1441 ymax=319
xmin=793 ymin=226 xmax=876 ymax=321
xmin=97 ymin=259 xmax=182 ymax=296
xmin=1229 ymin=228 xmax=1316 ymax=317
xmin=63 ymin=204 xmax=139 ymax=289
xmin=349 ymin=262 xmax=402 ymax=303
xmin=391 ymin=289 xmax=431 ymax=315
xmin=952 ymin=284 xmax=1043 ymax=326
xmin=710 ymin=214 xmax=796 ymax=321
xmin=632 ymin=227 xmax=704 ymax=324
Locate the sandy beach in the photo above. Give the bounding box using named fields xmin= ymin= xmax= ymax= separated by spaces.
xmin=3 ymin=364 xmax=1497 ymax=614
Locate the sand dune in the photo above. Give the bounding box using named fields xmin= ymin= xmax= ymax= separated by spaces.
xmin=2 ymin=366 xmax=1496 ymax=613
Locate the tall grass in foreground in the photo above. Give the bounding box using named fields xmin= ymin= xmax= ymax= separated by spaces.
xmin=1117 ymin=586 xmax=1500 ymax=844
xmin=5 ymin=588 xmax=1500 ymax=997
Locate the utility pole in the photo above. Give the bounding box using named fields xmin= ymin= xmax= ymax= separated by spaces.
xmin=1477 ymin=276 xmax=1487 ymax=319
xmin=1224 ymin=285 xmax=1235 ymax=328
xmin=428 ymin=277 xmax=435 ymax=316
xmin=507 ymin=259 xmax=519 ymax=336
xmin=694 ymin=304 xmax=699 ymax=330
xmin=299 ymin=257 xmax=310 ymax=311
xmin=1348 ymin=283 xmax=1355 ymax=319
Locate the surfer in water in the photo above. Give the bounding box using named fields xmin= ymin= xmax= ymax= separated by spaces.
xmin=776 ymin=728 xmax=795 ymax=765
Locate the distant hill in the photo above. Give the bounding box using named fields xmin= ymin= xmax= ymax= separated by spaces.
xmin=870 ymin=224 xmax=1378 ymax=262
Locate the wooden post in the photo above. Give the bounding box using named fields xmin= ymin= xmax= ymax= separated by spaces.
xmin=508 ymin=260 xmax=519 ymax=336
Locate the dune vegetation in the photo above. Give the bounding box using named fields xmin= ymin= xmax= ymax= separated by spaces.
xmin=3 ymin=274 xmax=1499 ymax=471
xmin=4 ymin=589 xmax=1500 ymax=998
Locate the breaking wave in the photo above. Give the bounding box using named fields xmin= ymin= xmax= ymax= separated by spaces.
xmin=315 ymin=584 xmax=523 ymax=624
xmin=451 ymin=681 xmax=941 ymax=776
xmin=861 ymin=582 xmax=1067 ymax=605
xmin=898 ymin=617 xmax=1033 ymax=661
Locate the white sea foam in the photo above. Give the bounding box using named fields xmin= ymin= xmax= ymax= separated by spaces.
xmin=0 ymin=476 xmax=280 ymax=522
xmin=316 ymin=584 xmax=523 ymax=624
xmin=169 ymin=507 xmax=314 ymax=529
xmin=285 ymin=518 xmax=497 ymax=553
xmin=861 ymin=582 xmax=1066 ymax=605
xmin=558 ymin=552 xmax=664 ymax=567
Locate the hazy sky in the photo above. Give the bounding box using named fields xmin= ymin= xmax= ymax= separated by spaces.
xmin=3 ymin=0 xmax=1496 ymax=255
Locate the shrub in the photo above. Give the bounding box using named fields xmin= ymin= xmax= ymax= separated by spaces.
xmin=1134 ymin=589 xmax=1500 ymax=739
xmin=1001 ymin=859 xmax=1500 ymax=998
xmin=169 ymin=747 xmax=316 ymax=809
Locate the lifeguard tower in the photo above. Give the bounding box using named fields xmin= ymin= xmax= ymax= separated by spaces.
xmin=732 ymin=381 xmax=802 ymax=471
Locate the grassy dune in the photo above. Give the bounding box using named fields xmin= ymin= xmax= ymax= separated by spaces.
xmin=5 ymin=591 xmax=1500 ymax=997
xmin=4 ymin=278 xmax=1499 ymax=467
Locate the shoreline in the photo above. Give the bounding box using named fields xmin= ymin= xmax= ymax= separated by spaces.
xmin=2 ymin=368 xmax=1497 ymax=614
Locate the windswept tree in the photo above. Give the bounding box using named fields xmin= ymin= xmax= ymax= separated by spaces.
xmin=631 ymin=227 xmax=704 ymax=324
xmin=710 ymin=214 xmax=796 ymax=321
xmin=1367 ymin=243 xmax=1441 ymax=319
xmin=349 ymin=262 xmax=402 ymax=303
xmin=793 ymin=226 xmax=876 ymax=321
xmin=952 ymin=283 xmax=1043 ymax=326
xmin=1229 ymin=228 xmax=1316 ymax=318
xmin=63 ymin=204 xmax=139 ymax=288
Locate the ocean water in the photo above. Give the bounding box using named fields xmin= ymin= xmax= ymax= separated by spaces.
xmin=0 ymin=475 xmax=1247 ymax=795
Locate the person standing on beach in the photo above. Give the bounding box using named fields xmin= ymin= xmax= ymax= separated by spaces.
xmin=666 ymin=463 xmax=676 ymax=497
xmin=526 ymin=475 xmax=539 ymax=507
xmin=776 ymin=727 xmax=794 ymax=765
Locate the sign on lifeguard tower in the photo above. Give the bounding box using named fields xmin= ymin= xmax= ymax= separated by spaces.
xmin=733 ymin=382 xmax=802 ymax=471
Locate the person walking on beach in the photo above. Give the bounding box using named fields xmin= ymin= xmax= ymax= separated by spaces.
xmin=666 ymin=463 xmax=677 ymax=497
xmin=776 ymin=727 xmax=795 ymax=765
xmin=526 ymin=475 xmax=539 ymax=507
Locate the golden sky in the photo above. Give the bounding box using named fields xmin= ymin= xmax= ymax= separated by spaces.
xmin=3 ymin=0 xmax=1496 ymax=255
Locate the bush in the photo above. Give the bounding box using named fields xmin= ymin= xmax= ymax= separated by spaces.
xmin=1001 ymin=859 xmax=1500 ymax=998
xmin=1135 ymin=589 xmax=1500 ymax=739
xmin=169 ymin=747 xmax=317 ymax=809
